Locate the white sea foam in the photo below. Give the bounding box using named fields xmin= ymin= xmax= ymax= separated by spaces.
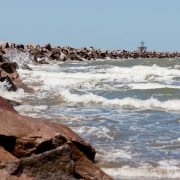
xmin=60 ymin=89 xmax=180 ymax=111
xmin=0 ymin=79 xmax=12 ymax=91
xmin=97 ymin=149 xmax=132 ymax=161
xmin=0 ymin=88 xmax=25 ymax=101
xmin=4 ymin=48 xmax=32 ymax=68
xmin=71 ymin=126 xmax=113 ymax=140
xmin=129 ymin=83 xmax=180 ymax=90
xmin=14 ymin=104 xmax=48 ymax=118
xmin=25 ymin=63 xmax=180 ymax=83
xmin=102 ymin=166 xmax=180 ymax=179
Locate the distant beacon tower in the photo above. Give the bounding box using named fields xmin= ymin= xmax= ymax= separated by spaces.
xmin=138 ymin=39 xmax=147 ymax=52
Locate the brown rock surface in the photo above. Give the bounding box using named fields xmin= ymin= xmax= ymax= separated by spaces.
xmin=2 ymin=145 xmax=75 ymax=180
xmin=0 ymin=96 xmax=17 ymax=113
xmin=42 ymin=43 xmax=51 ymax=51
xmin=0 ymin=62 xmax=34 ymax=93
xmin=0 ymin=146 xmax=17 ymax=163
xmin=68 ymin=142 xmax=113 ymax=180
xmin=0 ymin=108 xmax=95 ymax=160
xmin=0 ymin=101 xmax=112 ymax=179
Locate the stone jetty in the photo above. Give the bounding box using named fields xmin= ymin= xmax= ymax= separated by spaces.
xmin=1 ymin=41 xmax=180 ymax=62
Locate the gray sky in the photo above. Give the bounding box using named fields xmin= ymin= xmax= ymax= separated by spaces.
xmin=1 ymin=0 xmax=180 ymax=51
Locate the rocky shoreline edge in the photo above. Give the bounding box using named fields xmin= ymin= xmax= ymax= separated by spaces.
xmin=0 ymin=42 xmax=113 ymax=180
xmin=1 ymin=40 xmax=179 ymax=180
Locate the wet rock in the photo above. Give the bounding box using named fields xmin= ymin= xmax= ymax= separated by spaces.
xmin=0 ymin=62 xmax=34 ymax=93
xmin=2 ymin=145 xmax=76 ymax=180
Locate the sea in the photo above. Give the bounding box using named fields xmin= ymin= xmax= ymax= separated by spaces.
xmin=1 ymin=50 xmax=180 ymax=180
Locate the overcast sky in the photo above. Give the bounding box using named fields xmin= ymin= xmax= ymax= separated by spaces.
xmin=1 ymin=0 xmax=180 ymax=51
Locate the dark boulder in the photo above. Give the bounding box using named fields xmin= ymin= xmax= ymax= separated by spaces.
xmin=42 ymin=43 xmax=51 ymax=51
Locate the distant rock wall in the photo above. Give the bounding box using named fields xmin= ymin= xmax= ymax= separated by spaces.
xmin=1 ymin=41 xmax=180 ymax=62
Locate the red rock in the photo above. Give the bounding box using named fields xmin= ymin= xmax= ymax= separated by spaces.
xmin=0 ymin=105 xmax=112 ymax=179
xmin=0 ymin=107 xmax=95 ymax=159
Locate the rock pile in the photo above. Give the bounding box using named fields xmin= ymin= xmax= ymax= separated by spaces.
xmin=0 ymin=97 xmax=112 ymax=180
xmin=1 ymin=41 xmax=180 ymax=61
xmin=0 ymin=41 xmax=113 ymax=179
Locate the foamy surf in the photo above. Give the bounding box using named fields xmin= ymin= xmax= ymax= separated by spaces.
xmin=60 ymin=89 xmax=180 ymax=112
xmin=102 ymin=166 xmax=180 ymax=179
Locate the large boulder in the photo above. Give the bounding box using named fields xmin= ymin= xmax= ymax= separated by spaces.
xmin=0 ymin=101 xmax=112 ymax=179
xmin=1 ymin=145 xmax=76 ymax=180
xmin=0 ymin=108 xmax=95 ymax=160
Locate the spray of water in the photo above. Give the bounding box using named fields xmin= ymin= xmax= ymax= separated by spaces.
xmin=3 ymin=48 xmax=33 ymax=69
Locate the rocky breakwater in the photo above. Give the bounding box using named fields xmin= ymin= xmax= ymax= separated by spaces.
xmin=0 ymin=45 xmax=112 ymax=179
xmin=1 ymin=41 xmax=180 ymax=61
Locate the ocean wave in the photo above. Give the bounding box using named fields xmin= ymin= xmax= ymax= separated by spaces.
xmin=61 ymin=89 xmax=180 ymax=111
